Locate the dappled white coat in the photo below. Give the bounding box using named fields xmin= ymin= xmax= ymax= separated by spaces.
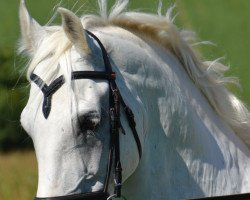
xmin=19 ymin=0 xmax=250 ymax=199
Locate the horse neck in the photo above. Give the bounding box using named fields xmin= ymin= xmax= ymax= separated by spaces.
xmin=112 ymin=35 xmax=250 ymax=199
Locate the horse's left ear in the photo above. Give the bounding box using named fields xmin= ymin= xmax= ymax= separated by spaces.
xmin=19 ymin=0 xmax=44 ymax=55
xmin=58 ymin=8 xmax=90 ymax=54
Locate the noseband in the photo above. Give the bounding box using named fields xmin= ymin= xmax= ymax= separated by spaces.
xmin=31 ymin=30 xmax=142 ymax=200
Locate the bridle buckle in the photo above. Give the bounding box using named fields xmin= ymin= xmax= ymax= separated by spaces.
xmin=110 ymin=72 xmax=116 ymax=80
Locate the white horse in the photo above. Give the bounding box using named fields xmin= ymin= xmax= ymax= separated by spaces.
xmin=19 ymin=0 xmax=250 ymax=199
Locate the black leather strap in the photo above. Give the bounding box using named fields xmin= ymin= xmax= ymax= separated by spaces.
xmin=85 ymin=29 xmax=123 ymax=197
xmin=30 ymin=73 xmax=65 ymax=118
xmin=72 ymin=71 xmax=116 ymax=81
xmin=31 ymin=30 xmax=142 ymax=200
xmin=109 ymin=83 xmax=122 ymax=197
xmin=34 ymin=191 xmax=109 ymax=200
xmin=85 ymin=30 xmax=113 ymax=73
xmin=189 ymin=193 xmax=250 ymax=200
xmin=121 ymin=99 xmax=142 ymax=159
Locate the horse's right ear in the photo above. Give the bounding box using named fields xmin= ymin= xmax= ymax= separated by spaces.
xmin=58 ymin=8 xmax=90 ymax=54
xmin=19 ymin=0 xmax=44 ymax=55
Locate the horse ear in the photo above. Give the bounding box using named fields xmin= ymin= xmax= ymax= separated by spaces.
xmin=58 ymin=8 xmax=90 ymax=54
xmin=19 ymin=0 xmax=43 ymax=55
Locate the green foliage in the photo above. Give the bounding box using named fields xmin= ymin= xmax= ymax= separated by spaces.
xmin=0 ymin=47 xmax=31 ymax=151
xmin=176 ymin=0 xmax=250 ymax=104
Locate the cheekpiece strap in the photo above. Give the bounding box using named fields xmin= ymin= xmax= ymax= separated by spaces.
xmin=30 ymin=29 xmax=142 ymax=200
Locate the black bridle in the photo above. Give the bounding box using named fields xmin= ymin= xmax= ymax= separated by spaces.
xmin=30 ymin=30 xmax=250 ymax=200
xmin=31 ymin=30 xmax=142 ymax=200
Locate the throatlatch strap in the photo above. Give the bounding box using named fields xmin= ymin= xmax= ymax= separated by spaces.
xmin=34 ymin=191 xmax=109 ymax=200
xmin=30 ymin=73 xmax=65 ymax=119
xmin=121 ymin=101 xmax=142 ymax=159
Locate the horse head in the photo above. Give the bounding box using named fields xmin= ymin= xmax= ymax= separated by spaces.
xmin=19 ymin=0 xmax=250 ymax=199
xmin=19 ymin=1 xmax=142 ymax=198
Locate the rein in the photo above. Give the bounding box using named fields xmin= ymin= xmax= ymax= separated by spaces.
xmin=188 ymin=193 xmax=250 ymax=200
xmin=31 ymin=30 xmax=142 ymax=200
xmin=34 ymin=192 xmax=109 ymax=200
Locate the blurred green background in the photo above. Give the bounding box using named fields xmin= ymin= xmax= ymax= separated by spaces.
xmin=0 ymin=0 xmax=249 ymax=199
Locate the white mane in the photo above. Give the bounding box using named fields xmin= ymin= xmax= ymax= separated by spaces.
xmin=21 ymin=0 xmax=250 ymax=147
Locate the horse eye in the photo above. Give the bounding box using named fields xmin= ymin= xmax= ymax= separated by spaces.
xmin=78 ymin=111 xmax=100 ymax=131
